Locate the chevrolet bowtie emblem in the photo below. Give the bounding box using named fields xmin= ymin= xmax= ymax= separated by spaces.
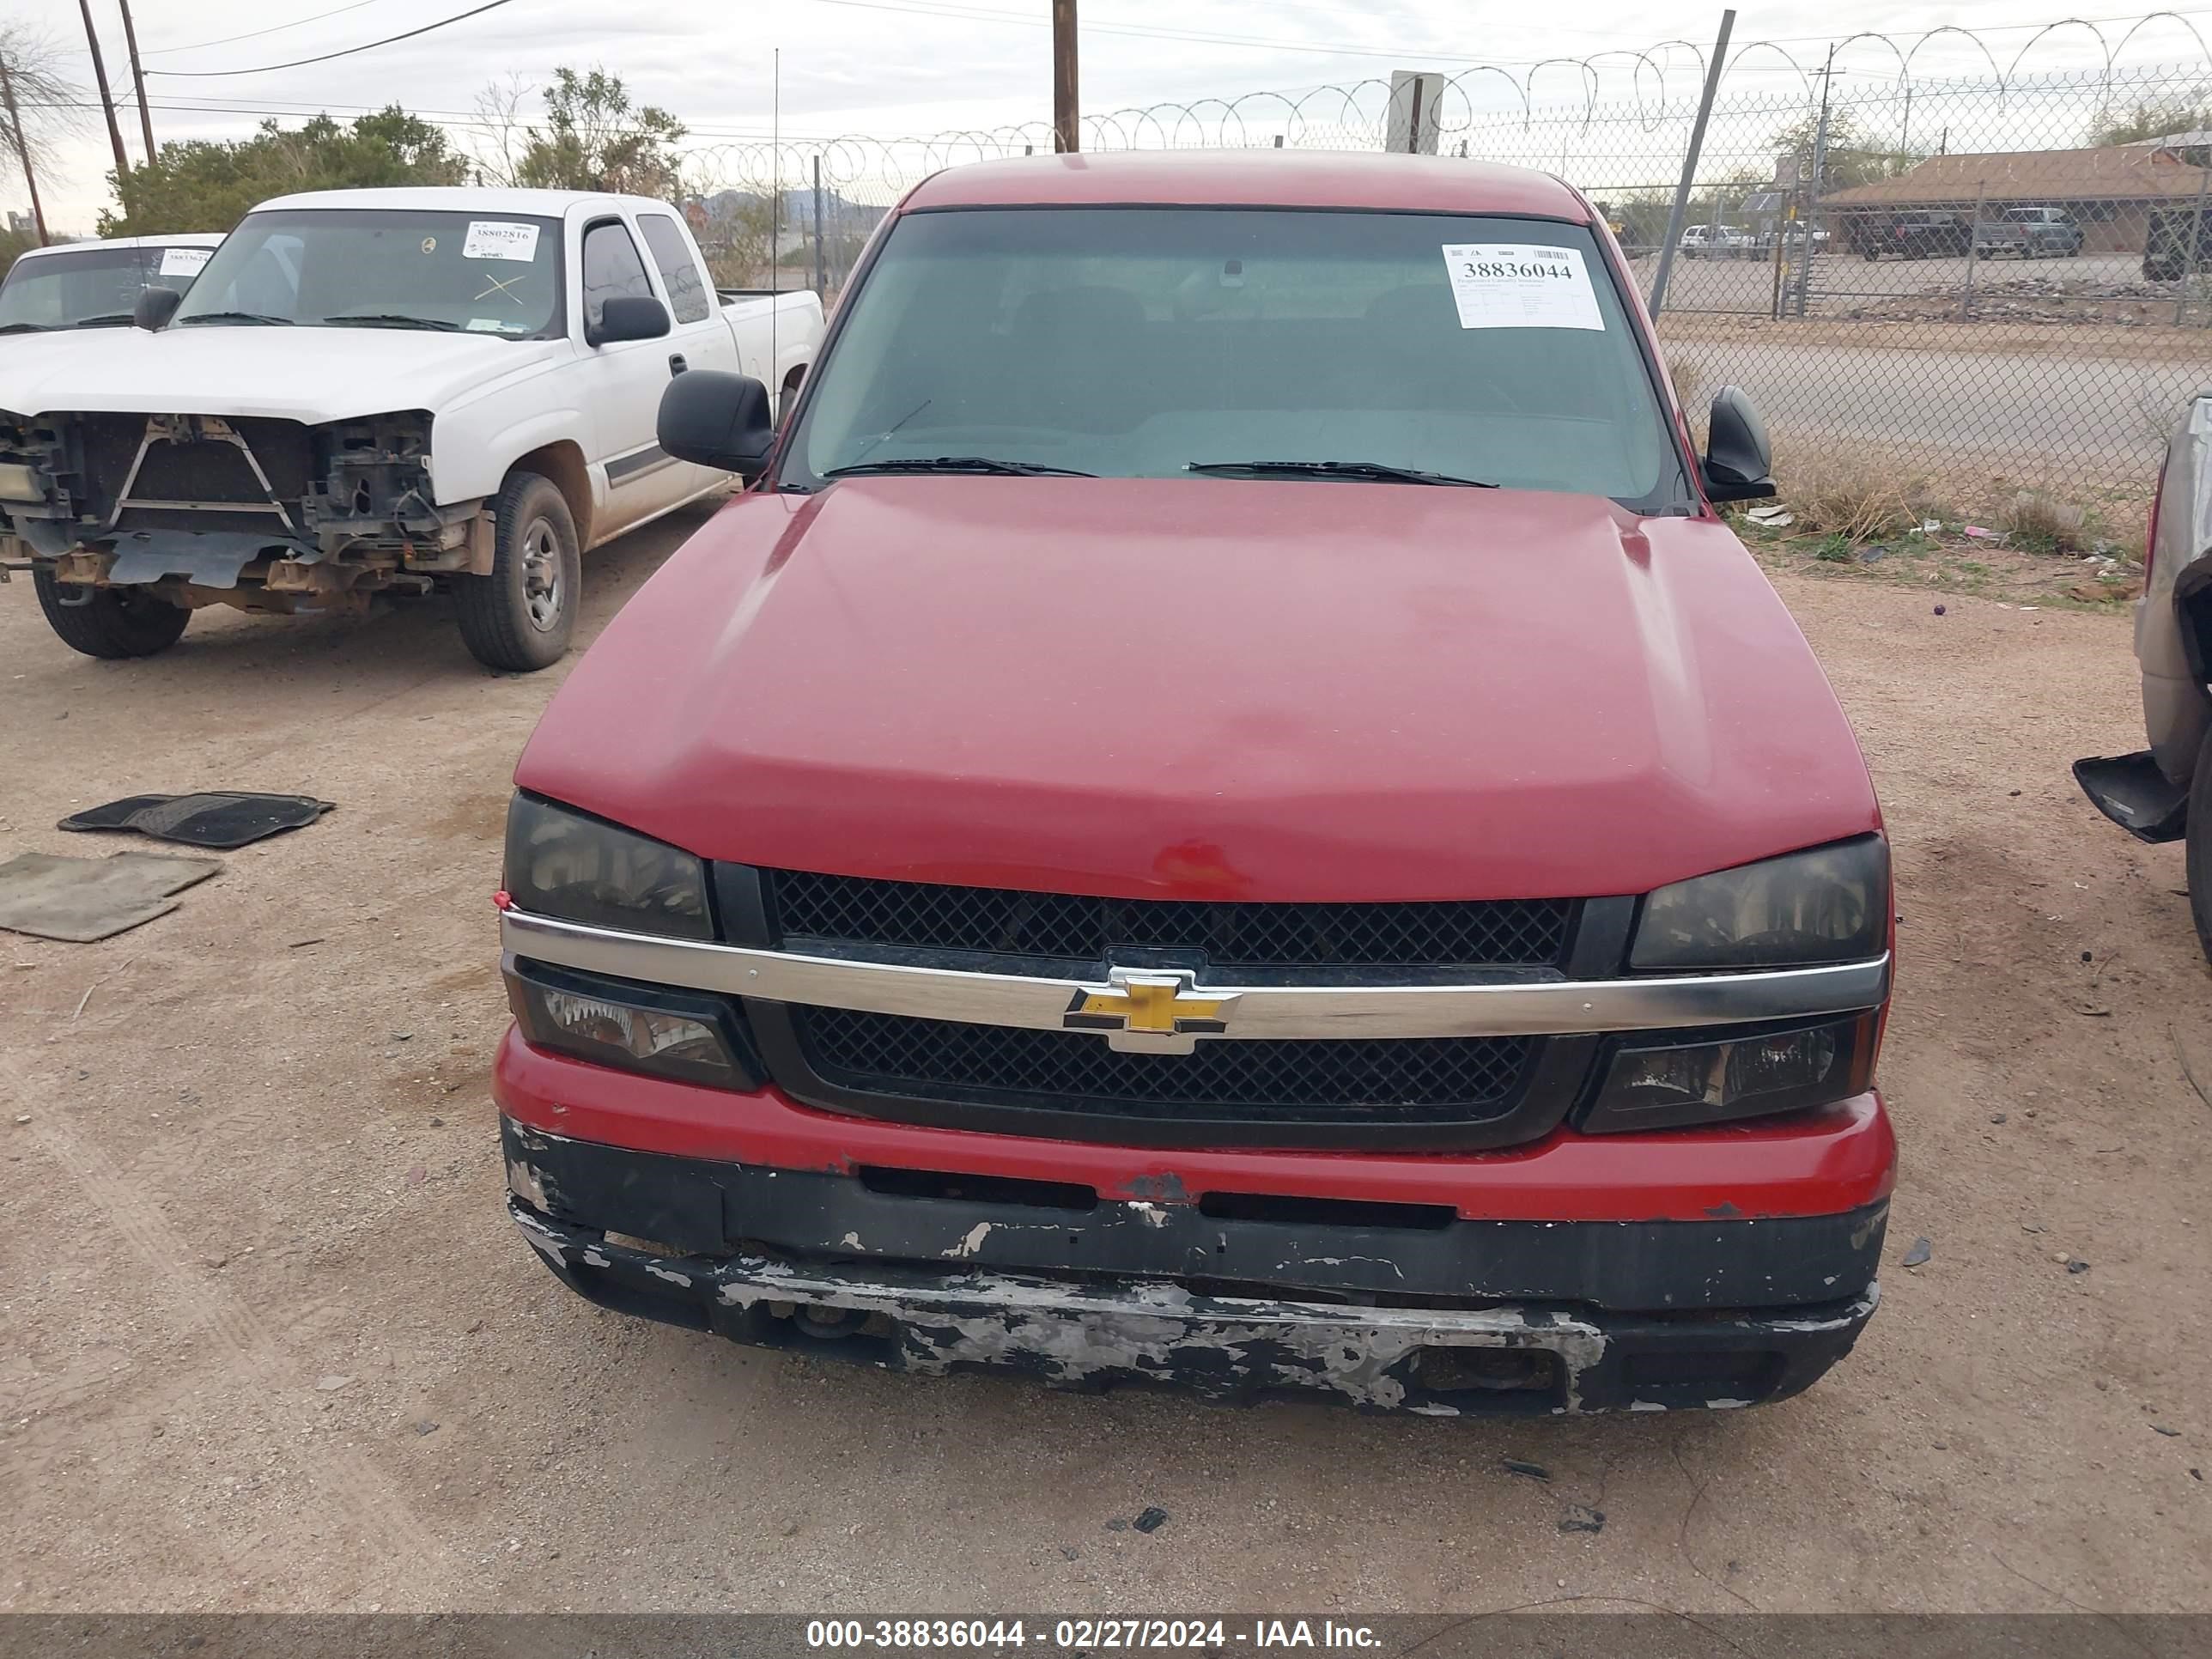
xmin=1064 ymin=968 xmax=1240 ymax=1054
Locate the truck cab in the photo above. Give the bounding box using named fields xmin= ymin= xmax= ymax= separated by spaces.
xmin=494 ymin=152 xmax=1895 ymax=1415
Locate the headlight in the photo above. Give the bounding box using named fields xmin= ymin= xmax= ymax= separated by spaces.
xmin=502 ymin=793 xmax=711 ymax=939
xmin=1580 ymin=1012 xmax=1876 ymax=1133
xmin=507 ymin=959 xmax=755 ymax=1088
xmin=1630 ymin=836 xmax=1888 ymax=971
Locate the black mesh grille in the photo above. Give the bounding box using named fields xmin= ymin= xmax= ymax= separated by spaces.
xmin=793 ymin=1006 xmax=1536 ymax=1126
xmin=767 ymin=872 xmax=1573 ymax=969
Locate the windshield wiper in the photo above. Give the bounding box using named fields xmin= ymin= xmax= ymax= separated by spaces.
xmin=1186 ymin=459 xmax=1496 ymax=488
xmin=175 ymin=311 xmax=294 ymax=326
xmin=823 ymin=456 xmax=1096 ymax=478
xmin=70 ymin=313 xmax=136 ymax=328
xmin=318 ymin=313 xmax=465 ymax=331
xmin=0 ymin=321 xmax=51 ymax=334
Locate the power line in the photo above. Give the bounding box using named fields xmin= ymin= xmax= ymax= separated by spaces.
xmin=143 ymin=0 xmax=381 ymax=58
xmin=146 ymin=0 xmax=519 ymax=78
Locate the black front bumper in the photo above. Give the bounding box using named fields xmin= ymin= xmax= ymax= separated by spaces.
xmin=504 ymin=1121 xmax=1885 ymax=1415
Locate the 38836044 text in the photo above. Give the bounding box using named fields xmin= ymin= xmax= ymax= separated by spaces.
xmin=802 ymin=1618 xmax=1382 ymax=1649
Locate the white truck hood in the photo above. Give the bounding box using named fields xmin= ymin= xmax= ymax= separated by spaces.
xmin=0 ymin=325 xmax=571 ymax=423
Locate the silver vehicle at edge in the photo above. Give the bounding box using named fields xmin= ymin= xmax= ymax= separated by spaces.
xmin=2075 ymin=392 xmax=2212 ymax=955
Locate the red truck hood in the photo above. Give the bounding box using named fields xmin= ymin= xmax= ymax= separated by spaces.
xmin=517 ymin=477 xmax=1878 ymax=901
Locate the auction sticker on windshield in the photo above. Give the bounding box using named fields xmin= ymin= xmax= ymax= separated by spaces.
xmin=464 ymin=222 xmax=541 ymax=262
xmin=158 ymin=246 xmax=212 ymax=278
xmin=1439 ymin=243 xmax=1603 ymax=331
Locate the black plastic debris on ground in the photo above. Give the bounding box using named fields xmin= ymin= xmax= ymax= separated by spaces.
xmin=1133 ymin=1507 xmax=1169 ymax=1534
xmin=1502 ymin=1459 xmax=1551 ymax=1481
xmin=1901 ymin=1237 xmax=1933 ymax=1268
xmin=59 ymin=792 xmax=336 ymax=850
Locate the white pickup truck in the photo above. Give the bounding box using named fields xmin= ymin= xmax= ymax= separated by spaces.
xmin=0 ymin=187 xmax=824 ymax=671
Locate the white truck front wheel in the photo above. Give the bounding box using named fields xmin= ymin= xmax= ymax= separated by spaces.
xmin=455 ymin=471 xmax=580 ymax=672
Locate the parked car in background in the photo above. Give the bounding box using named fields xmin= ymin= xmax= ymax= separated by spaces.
xmin=1678 ymin=223 xmax=1755 ymax=259
xmin=0 ymin=187 xmax=823 ymax=672
xmin=2077 ymin=394 xmax=2212 ymax=957
xmin=2143 ymin=207 xmax=2212 ymax=281
xmin=1863 ymin=214 xmax=1970 ymax=260
xmin=0 ymin=234 xmax=223 ymax=337
xmin=496 ymin=150 xmax=1897 ymax=1416
xmin=1973 ymin=206 xmax=2084 ymax=258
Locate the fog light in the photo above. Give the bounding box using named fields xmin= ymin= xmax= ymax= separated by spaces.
xmin=507 ymin=960 xmax=753 ymax=1088
xmin=1580 ymin=1014 xmax=1873 ymax=1133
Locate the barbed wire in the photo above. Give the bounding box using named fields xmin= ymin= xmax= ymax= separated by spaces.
xmin=657 ymin=14 xmax=2212 ymax=207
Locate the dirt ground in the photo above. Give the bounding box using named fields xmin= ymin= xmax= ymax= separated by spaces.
xmin=2 ymin=505 xmax=2208 ymax=1616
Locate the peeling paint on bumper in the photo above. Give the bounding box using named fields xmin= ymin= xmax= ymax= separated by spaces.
xmin=511 ymin=1200 xmax=1879 ymax=1415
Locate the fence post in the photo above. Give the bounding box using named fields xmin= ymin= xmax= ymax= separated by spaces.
xmin=812 ymin=154 xmax=825 ymax=298
xmin=1649 ymin=8 xmax=1736 ymax=319
xmin=1960 ymin=180 xmax=1986 ymax=323
xmin=2179 ymin=161 xmax=2209 ymax=326
xmin=1769 ymin=203 xmax=1789 ymax=319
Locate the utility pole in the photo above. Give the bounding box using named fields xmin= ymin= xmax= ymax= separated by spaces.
xmin=1052 ymin=0 xmax=1079 ymax=152
xmin=0 ymin=56 xmax=51 ymax=245
xmin=76 ymin=0 xmax=133 ymax=208
xmin=1648 ymin=9 xmax=1735 ymax=318
xmin=118 ymin=0 xmax=157 ymax=164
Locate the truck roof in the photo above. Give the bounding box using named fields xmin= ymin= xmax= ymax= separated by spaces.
xmin=902 ymin=151 xmax=1591 ymax=221
xmin=11 ymin=231 xmax=225 ymax=262
xmin=249 ymin=185 xmax=669 ymax=218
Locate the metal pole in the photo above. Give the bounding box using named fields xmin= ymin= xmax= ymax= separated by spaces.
xmin=76 ymin=0 xmax=133 ymax=208
xmin=1796 ymin=46 xmax=1833 ymax=318
xmin=1960 ymin=180 xmax=1986 ymax=322
xmin=1770 ymin=201 xmax=1789 ymax=319
xmin=769 ymin=47 xmax=779 ymax=410
xmin=2178 ymin=160 xmax=2209 ymax=326
xmin=0 ymin=57 xmax=50 ymax=245
xmin=812 ymin=153 xmax=824 ymax=298
xmin=1052 ymin=0 xmax=1079 ymax=153
xmin=1648 ymin=8 xmax=1735 ymax=318
xmin=118 ymin=0 xmax=155 ymax=163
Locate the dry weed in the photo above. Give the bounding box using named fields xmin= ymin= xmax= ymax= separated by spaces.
xmin=1997 ymin=489 xmax=2090 ymax=553
xmin=1778 ymin=447 xmax=1944 ymax=541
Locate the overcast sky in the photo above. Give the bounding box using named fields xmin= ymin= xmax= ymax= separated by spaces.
xmin=7 ymin=0 xmax=2204 ymax=231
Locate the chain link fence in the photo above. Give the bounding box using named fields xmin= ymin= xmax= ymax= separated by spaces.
xmin=668 ymin=34 xmax=2212 ymax=516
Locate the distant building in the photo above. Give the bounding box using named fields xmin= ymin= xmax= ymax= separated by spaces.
xmin=1820 ymin=144 xmax=2212 ymax=252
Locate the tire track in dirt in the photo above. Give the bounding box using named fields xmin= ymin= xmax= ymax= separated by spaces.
xmin=0 ymin=1045 xmax=466 ymax=1605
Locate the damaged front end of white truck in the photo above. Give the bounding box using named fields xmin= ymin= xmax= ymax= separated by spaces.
xmin=0 ymin=404 xmax=495 ymax=655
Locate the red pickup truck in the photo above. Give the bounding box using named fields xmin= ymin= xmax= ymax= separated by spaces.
xmin=493 ymin=152 xmax=1896 ymax=1415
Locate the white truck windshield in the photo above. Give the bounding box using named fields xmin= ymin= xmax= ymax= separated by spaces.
xmin=171 ymin=208 xmax=563 ymax=337
xmin=786 ymin=207 xmax=1687 ymax=508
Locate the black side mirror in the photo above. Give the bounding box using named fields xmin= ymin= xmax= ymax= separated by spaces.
xmin=659 ymin=369 xmax=775 ymax=481
xmin=1703 ymin=385 xmax=1776 ymax=502
xmin=589 ymin=295 xmax=670 ymax=348
xmin=134 ymin=286 xmax=183 ymax=331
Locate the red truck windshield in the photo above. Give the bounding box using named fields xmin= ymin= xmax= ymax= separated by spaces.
xmin=786 ymin=206 xmax=1690 ymax=509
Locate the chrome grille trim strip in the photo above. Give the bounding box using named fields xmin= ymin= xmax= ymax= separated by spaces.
xmin=501 ymin=908 xmax=1890 ymax=1041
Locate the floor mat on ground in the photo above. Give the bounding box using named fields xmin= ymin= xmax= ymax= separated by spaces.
xmin=0 ymin=851 xmax=221 ymax=943
xmin=58 ymin=792 xmax=335 ymax=849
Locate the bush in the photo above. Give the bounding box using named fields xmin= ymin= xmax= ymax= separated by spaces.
xmin=1997 ymin=489 xmax=2090 ymax=554
xmin=1778 ymin=447 xmax=1947 ymax=543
